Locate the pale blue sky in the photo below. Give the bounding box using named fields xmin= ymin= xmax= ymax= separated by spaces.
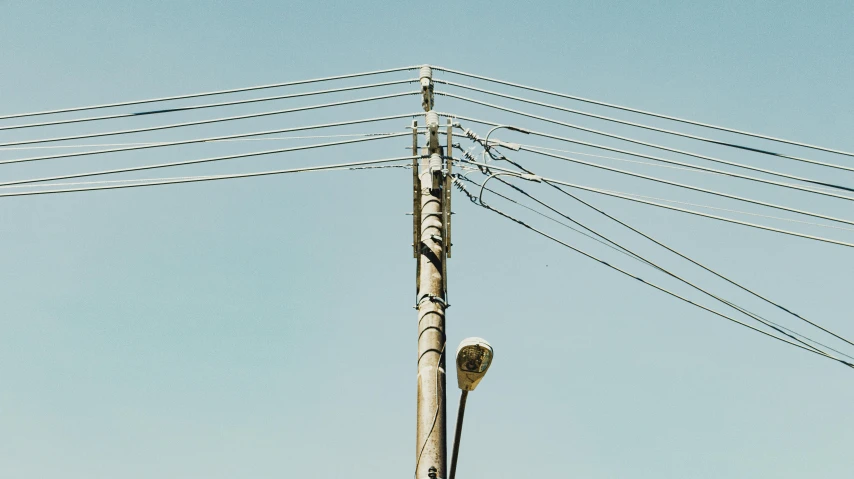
xmin=1 ymin=1 xmax=853 ymax=478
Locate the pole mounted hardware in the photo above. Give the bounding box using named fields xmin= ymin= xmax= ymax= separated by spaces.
xmin=412 ymin=120 xmax=422 ymax=260
xmin=420 ymin=66 xmax=434 ymax=112
xmin=426 ymin=110 xmax=440 ymax=154
xmin=445 ymin=117 xmax=453 ymax=258
xmin=429 ymin=153 xmax=443 ymax=190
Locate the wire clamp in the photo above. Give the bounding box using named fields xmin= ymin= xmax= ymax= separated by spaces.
xmin=417 ymin=294 xmax=449 ymax=309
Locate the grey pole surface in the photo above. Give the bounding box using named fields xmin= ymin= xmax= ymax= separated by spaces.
xmin=415 ymin=65 xmax=448 ymax=479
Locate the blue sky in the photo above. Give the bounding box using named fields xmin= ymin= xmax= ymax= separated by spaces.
xmin=1 ymin=1 xmax=853 ymax=478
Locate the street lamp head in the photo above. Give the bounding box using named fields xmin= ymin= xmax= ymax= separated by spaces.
xmin=455 ymin=337 xmax=493 ymax=391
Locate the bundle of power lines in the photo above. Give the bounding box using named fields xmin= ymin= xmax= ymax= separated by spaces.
xmin=2 ymin=65 xmax=852 ymax=369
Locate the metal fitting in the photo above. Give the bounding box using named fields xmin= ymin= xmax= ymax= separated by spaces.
xmin=420 ymin=66 xmax=434 ymax=111
xmin=425 ymin=111 xmax=440 ymax=154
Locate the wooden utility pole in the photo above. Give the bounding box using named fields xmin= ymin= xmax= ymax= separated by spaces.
xmin=415 ymin=65 xmax=449 ymax=479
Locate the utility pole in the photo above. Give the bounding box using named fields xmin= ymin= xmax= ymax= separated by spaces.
xmin=415 ymin=65 xmax=449 ymax=479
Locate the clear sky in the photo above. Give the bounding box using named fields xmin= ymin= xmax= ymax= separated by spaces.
xmin=1 ymin=1 xmax=853 ymax=478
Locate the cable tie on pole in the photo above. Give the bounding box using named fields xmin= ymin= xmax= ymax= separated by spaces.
xmin=417 ymin=294 xmax=449 ymax=309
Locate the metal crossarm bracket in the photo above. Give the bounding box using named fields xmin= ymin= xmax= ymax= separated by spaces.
xmin=420 ymin=66 xmax=434 ymax=111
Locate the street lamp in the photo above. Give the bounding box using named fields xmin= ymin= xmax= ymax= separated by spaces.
xmin=449 ymin=337 xmax=494 ymax=479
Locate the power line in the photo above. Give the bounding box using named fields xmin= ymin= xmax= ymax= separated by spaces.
xmin=450 ymin=121 xmax=854 ymax=227
xmin=0 ymin=132 xmax=411 ymax=188
xmin=603 ymin=190 xmax=854 ymax=233
xmin=444 ymin=111 xmax=854 ymax=199
xmin=519 ymin=146 xmax=854 ymax=227
xmin=523 ymin=145 xmax=720 ymax=175
xmin=0 ymin=133 xmax=404 ymax=151
xmin=0 ymin=114 xmax=419 ymax=166
xmin=431 ymin=66 xmax=854 ymax=159
xmin=452 ymin=177 xmax=853 ymax=369
xmin=0 ymin=79 xmax=416 ymax=132
xmin=439 ymin=93 xmax=854 ymax=198
xmin=456 ymin=172 xmax=646 ymax=261
xmin=436 ymin=79 xmax=854 ymax=173
xmin=472 ymin=147 xmax=854 ymax=354
xmin=0 ymin=163 xmax=414 ymax=190
xmin=462 ymin=136 xmax=854 ymax=352
xmin=0 ymin=156 xmax=418 ymax=198
xmin=454 ymin=158 xmax=854 ymax=249
xmin=0 ymin=65 xmax=420 ymax=121
xmin=472 ymin=171 xmax=854 ymax=361
xmin=0 ymin=91 xmax=418 ymax=148
xmin=522 ymin=144 xmax=853 ymax=195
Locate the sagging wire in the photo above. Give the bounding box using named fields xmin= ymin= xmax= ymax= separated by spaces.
xmin=455 ymin=128 xmax=854 ymax=354
xmin=455 ymin=157 xmax=854 ymax=362
xmin=451 ymin=174 xmax=854 ymax=369
xmin=0 ymin=132 xmax=412 ymax=189
xmin=431 ymin=66 xmax=854 ymax=160
xmin=454 ymin=172 xmax=649 ymax=263
xmin=0 ymin=156 xmax=419 ymax=198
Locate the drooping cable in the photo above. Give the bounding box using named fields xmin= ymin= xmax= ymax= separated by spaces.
xmin=0 ymin=132 xmax=411 ymax=188
xmin=519 ymin=146 xmax=854 ymax=227
xmin=452 ymin=177 xmax=853 ymax=369
xmin=452 ymin=145 xmax=854 ymax=234
xmin=458 ymin=139 xmax=854 ymax=353
xmin=522 ymin=144 xmax=854 ymax=196
xmin=0 ymin=65 xmax=420 ymax=121
xmin=438 ymin=93 xmax=854 ymax=197
xmin=0 ymin=80 xmax=416 ymax=132
xmin=449 ymin=118 xmax=854 ymax=227
xmin=0 ymin=165 xmax=413 ymax=190
xmin=0 ymin=92 xmax=418 ymax=148
xmin=0 ymin=156 xmax=417 ymax=198
xmin=456 ymin=171 xmax=645 ymax=262
xmin=455 ymin=158 xmax=854 ymax=249
xmin=600 ymin=190 xmax=854 ymax=233
xmin=0 ymin=133 xmax=403 ymax=151
xmin=431 ymin=66 xmax=854 ymax=159
xmin=0 ymin=114 xmax=420 ymax=166
xmin=436 ymin=80 xmax=854 ymax=173
xmin=464 ymin=142 xmax=854 ymax=352
xmin=465 ymin=171 xmax=853 ymax=361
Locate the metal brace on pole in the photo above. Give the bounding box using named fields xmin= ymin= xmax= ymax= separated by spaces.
xmin=445 ymin=117 xmax=453 ymax=258
xmin=413 ymin=120 xmax=421 ymax=260
xmin=420 ymin=65 xmax=434 ymax=112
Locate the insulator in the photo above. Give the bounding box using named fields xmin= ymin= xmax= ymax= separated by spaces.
xmin=426 ymin=111 xmax=440 ymax=130
xmin=429 ymin=153 xmax=443 ymax=172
